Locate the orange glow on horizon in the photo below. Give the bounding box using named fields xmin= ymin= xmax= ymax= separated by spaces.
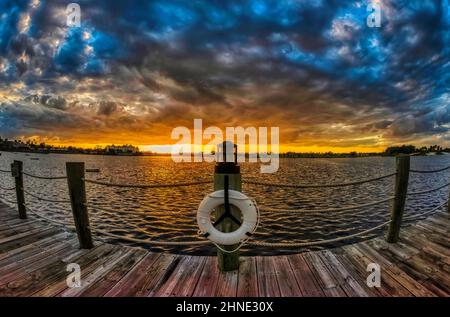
xmin=42 ymin=141 xmax=385 ymax=154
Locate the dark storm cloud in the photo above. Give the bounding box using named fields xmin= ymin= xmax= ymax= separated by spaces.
xmin=24 ymin=94 xmax=67 ymax=109
xmin=0 ymin=0 xmax=449 ymax=147
xmin=96 ymin=101 xmax=119 ymax=116
xmin=0 ymin=98 xmax=84 ymax=136
xmin=0 ymin=0 xmax=28 ymax=53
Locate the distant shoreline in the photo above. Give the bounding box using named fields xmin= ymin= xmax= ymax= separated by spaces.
xmin=0 ymin=150 xmax=143 ymax=157
xmin=1 ymin=149 xmax=448 ymax=159
xmin=1 ymin=139 xmax=449 ymax=158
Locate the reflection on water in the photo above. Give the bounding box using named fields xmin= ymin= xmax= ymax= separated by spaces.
xmin=0 ymin=151 xmax=449 ymax=255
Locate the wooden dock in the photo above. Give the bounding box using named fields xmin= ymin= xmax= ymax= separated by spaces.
xmin=0 ymin=202 xmax=448 ymax=297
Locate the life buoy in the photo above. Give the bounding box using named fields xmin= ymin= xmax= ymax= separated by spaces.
xmin=197 ymin=190 xmax=259 ymax=245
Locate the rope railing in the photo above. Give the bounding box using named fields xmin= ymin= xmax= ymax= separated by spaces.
xmin=85 ymin=203 xmax=152 ymax=217
xmin=86 ymin=203 xmax=213 ymax=246
xmin=243 ymin=172 xmax=396 ymax=189
xmin=22 ymin=188 xmax=71 ymax=204
xmin=247 ymin=221 xmax=392 ymax=248
xmin=248 ymin=198 xmax=448 ymax=248
xmin=83 ymin=178 xmax=213 ymax=188
xmin=22 ymin=172 xmax=67 ymax=180
xmin=87 ymin=203 xmax=213 ymax=245
xmin=410 ymin=165 xmax=450 ymax=174
xmin=93 ymin=229 xmax=210 ymax=246
xmin=21 ymin=196 xmax=445 ymax=250
xmin=403 ymin=199 xmax=448 ymax=221
xmin=0 ymin=169 xmax=11 ymax=174
xmin=0 ymin=185 xmax=15 ymax=191
xmin=90 ymin=199 xmax=446 ymax=248
xmin=0 ymin=157 xmax=448 ymax=255
xmin=0 ymin=196 xmax=18 ymax=205
xmin=24 ymin=203 xmax=74 ymax=228
xmin=407 ymin=182 xmax=450 ymax=196
xmin=6 ymin=196 xmax=448 ymax=251
xmin=259 ymin=196 xmax=394 ymax=213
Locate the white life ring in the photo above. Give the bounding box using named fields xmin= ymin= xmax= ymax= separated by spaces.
xmin=197 ymin=190 xmax=258 ymax=245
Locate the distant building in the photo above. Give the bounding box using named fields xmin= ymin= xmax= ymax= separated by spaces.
xmin=10 ymin=141 xmax=31 ymax=151
xmin=0 ymin=137 xmax=143 ymax=156
xmin=105 ymin=145 xmax=141 ymax=155
xmin=49 ymin=148 xmax=69 ymax=153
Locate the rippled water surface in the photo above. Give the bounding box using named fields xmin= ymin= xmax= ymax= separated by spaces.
xmin=0 ymin=151 xmax=449 ymax=255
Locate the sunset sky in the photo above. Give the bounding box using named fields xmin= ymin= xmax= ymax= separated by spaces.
xmin=1 ymin=0 xmax=449 ymax=153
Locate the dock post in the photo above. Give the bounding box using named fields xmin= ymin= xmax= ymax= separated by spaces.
xmin=66 ymin=162 xmax=93 ymax=249
xmin=11 ymin=160 xmax=27 ymax=219
xmin=386 ymin=154 xmax=410 ymax=243
xmin=213 ymin=141 xmax=241 ymax=272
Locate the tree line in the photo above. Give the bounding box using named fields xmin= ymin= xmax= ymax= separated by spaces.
xmin=0 ymin=136 xmax=448 ymax=157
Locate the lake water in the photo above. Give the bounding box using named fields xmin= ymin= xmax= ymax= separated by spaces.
xmin=0 ymin=151 xmax=449 ymax=255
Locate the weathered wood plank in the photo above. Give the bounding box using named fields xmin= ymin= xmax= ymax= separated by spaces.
xmin=333 ymin=249 xmax=391 ymax=297
xmin=287 ymin=254 xmax=325 ymax=297
xmin=25 ymin=245 xmax=119 ymax=297
xmin=0 ymin=238 xmax=80 ymax=287
xmin=78 ymin=248 xmax=148 ymax=297
xmin=354 ymin=243 xmax=437 ymax=297
xmin=215 ymin=269 xmax=238 ymax=297
xmin=0 ymin=231 xmax=74 ymax=263
xmin=58 ymin=247 xmax=131 ymax=297
xmin=318 ymin=250 xmax=370 ymax=297
xmin=303 ymin=252 xmax=347 ymax=297
xmin=192 ymin=257 xmax=220 ymax=297
xmin=237 ymin=257 xmax=258 ymax=297
xmin=368 ymin=237 xmax=450 ymax=287
xmin=157 ymin=256 xmax=206 ymax=297
xmin=343 ymin=245 xmax=413 ymax=297
xmin=272 ymin=256 xmax=302 ymax=297
xmin=104 ymin=253 xmax=162 ymax=296
xmin=105 ymin=253 xmax=180 ymax=297
xmin=0 ymin=227 xmax=59 ymax=247
xmin=256 ymin=256 xmax=280 ymax=297
xmin=0 ymin=242 xmax=99 ymax=296
xmin=401 ymin=231 xmax=450 ymax=261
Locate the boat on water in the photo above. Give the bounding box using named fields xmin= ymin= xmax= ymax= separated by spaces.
xmin=86 ymin=168 xmax=100 ymax=173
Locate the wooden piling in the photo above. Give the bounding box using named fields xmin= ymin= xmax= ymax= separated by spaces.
xmin=214 ymin=173 xmax=242 ymax=271
xmin=66 ymin=162 xmax=93 ymax=249
xmin=386 ymin=155 xmax=410 ymax=243
xmin=213 ymin=141 xmax=241 ymax=272
xmin=11 ymin=160 xmax=26 ymax=219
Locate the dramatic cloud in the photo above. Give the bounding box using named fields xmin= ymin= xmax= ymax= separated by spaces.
xmin=0 ymin=0 xmax=449 ymax=151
